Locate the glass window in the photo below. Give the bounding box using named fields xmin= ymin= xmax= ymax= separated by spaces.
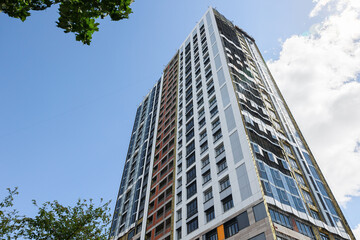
xmin=186 ymin=152 xmax=195 ymax=168
xmin=176 ymin=209 xmax=182 ymax=221
xmin=186 ymin=129 xmax=194 ymax=142
xmin=186 ymin=108 xmax=193 ymax=120
xmin=201 ymin=155 xmax=210 ymax=168
xmin=199 ymin=117 xmax=206 ymax=128
xmin=211 ymin=117 xmax=220 ymax=129
xmin=284 ymin=145 xmax=292 ymax=155
xmin=210 ymin=105 xmax=218 ymax=117
xmin=177 ymin=163 xmax=182 ymax=174
xmin=270 ymin=169 xmax=284 ymax=188
xmin=224 ymin=218 xmax=239 ymax=238
xmin=220 ymin=176 xmax=230 ymax=191
xmin=215 ymin=144 xmax=225 ymax=156
xmin=204 ymin=188 xmax=213 ymax=202
xmin=201 ymin=141 xmax=209 ymax=153
xmin=317 ymin=181 xmax=329 ymax=197
xmin=178 ymin=151 xmax=183 ymax=160
xmin=324 ymin=197 xmax=337 ymax=216
xmin=205 ymin=207 xmax=215 ymax=222
xmin=267 ymin=152 xmax=275 ymax=162
xmin=187 ymin=217 xmax=198 ymax=234
xmin=197 ymin=98 xmax=204 ymax=107
xmin=252 ymin=143 xmax=262 ymax=155
xmin=217 ymin=158 xmax=227 ymax=173
xmin=186 ymin=167 xmax=196 ymax=183
xmin=281 ymin=159 xmax=290 ymax=170
xmin=200 ymin=130 xmax=207 ymax=140
xmin=284 ymin=215 xmax=292 ymax=229
xmin=186 ymin=119 xmax=194 ymax=132
xmin=205 ymin=229 xmax=217 ymax=240
xmin=222 ymin=195 xmax=234 ymax=212
xmin=302 ymin=190 xmax=314 ymax=205
xmin=186 ymin=198 xmax=198 ymax=218
xmin=177 ymin=192 xmax=182 ymax=204
xmin=187 ymin=181 xmax=197 ymax=199
xmin=198 ymin=108 xmax=205 ymax=117
xmin=177 ymin=177 xmax=182 ymax=188
xmin=289 ymin=158 xmax=299 ymax=170
xmin=257 ymin=161 xmax=267 ymax=179
xmin=213 ymin=129 xmax=222 ymax=142
xmin=203 ymin=170 xmax=211 ymax=184
xmin=176 ymin=227 xmax=182 ymax=240
xmin=261 ymin=181 xmax=273 ymax=197
xmin=186 ymin=141 xmax=195 ymax=156
xmin=295 ymin=173 xmax=306 ymax=186
xmin=311 ymin=210 xmax=320 ymax=220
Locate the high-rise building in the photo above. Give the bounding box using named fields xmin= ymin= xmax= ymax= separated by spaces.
xmin=109 ymin=7 xmax=355 ymax=240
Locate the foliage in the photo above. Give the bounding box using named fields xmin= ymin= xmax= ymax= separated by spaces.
xmin=0 ymin=188 xmax=23 ymax=239
xmin=0 ymin=0 xmax=133 ymax=45
xmin=0 ymin=188 xmax=112 ymax=240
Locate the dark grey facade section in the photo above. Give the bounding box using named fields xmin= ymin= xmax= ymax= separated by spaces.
xmin=237 ymin=211 xmax=250 ymax=230
xmin=249 ymin=232 xmax=266 ymax=240
xmin=253 ymin=202 xmax=267 ymax=222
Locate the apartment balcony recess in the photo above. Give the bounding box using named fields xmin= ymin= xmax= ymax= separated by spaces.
xmin=204 ymin=199 xmax=214 ymax=211
xmin=201 ymin=163 xmax=211 ymax=175
xmin=215 ymin=151 xmax=226 ymax=164
xmin=200 ymin=145 xmax=208 ymax=155
xmin=176 ymin=185 xmax=182 ymax=195
xmin=209 ymin=101 xmax=218 ymax=112
xmin=220 ymin=186 xmax=232 ymax=200
xmin=212 ymin=122 xmax=221 ymax=134
xmin=175 ymin=218 xmax=182 ymax=229
xmin=199 ymin=135 xmax=208 ymax=146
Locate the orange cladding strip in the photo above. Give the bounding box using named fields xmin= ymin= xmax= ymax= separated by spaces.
xmin=217 ymin=225 xmax=225 ymax=240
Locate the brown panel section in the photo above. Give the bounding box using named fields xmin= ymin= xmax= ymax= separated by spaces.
xmin=145 ymin=53 xmax=179 ymax=240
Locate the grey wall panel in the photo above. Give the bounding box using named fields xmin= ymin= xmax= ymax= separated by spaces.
xmin=225 ymin=106 xmax=236 ymax=132
xmin=253 ymin=202 xmax=267 ymax=222
xmin=217 ymin=68 xmax=225 ymax=86
xmin=230 ymin=131 xmax=243 ymax=163
xmin=220 ymin=84 xmax=230 ymax=107
xmin=215 ymin=54 xmax=222 ymax=70
xmin=249 ymin=233 xmax=266 ymax=240
xmin=236 ymin=163 xmax=252 ymax=201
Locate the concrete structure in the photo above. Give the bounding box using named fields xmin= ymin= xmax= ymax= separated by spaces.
xmin=109 ymin=7 xmax=355 ymax=240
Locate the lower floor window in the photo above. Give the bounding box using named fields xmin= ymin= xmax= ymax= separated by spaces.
xmin=187 ymin=217 xmax=198 ymax=234
xmin=224 ymin=219 xmax=239 ymax=238
xmin=205 ymin=229 xmax=218 ymax=240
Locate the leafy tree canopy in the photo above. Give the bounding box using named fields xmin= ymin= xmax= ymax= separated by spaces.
xmin=0 ymin=188 xmax=112 ymax=240
xmin=0 ymin=188 xmax=22 ymax=239
xmin=1 ymin=0 xmax=133 ymax=45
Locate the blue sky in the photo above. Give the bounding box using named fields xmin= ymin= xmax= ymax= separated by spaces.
xmin=1 ymin=0 xmax=359 ymax=236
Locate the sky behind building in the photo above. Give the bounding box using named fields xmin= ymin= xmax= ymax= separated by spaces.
xmin=1 ymin=0 xmax=359 ymax=237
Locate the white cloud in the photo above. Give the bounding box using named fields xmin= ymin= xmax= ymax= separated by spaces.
xmin=353 ymin=223 xmax=360 ymax=239
xmin=268 ymin=0 xmax=360 ymax=206
xmin=310 ymin=0 xmax=332 ymax=17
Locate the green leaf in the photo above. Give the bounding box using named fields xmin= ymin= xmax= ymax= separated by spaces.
xmin=1 ymin=0 xmax=133 ymax=45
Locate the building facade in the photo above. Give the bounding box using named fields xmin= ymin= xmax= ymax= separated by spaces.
xmin=109 ymin=7 xmax=355 ymax=240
